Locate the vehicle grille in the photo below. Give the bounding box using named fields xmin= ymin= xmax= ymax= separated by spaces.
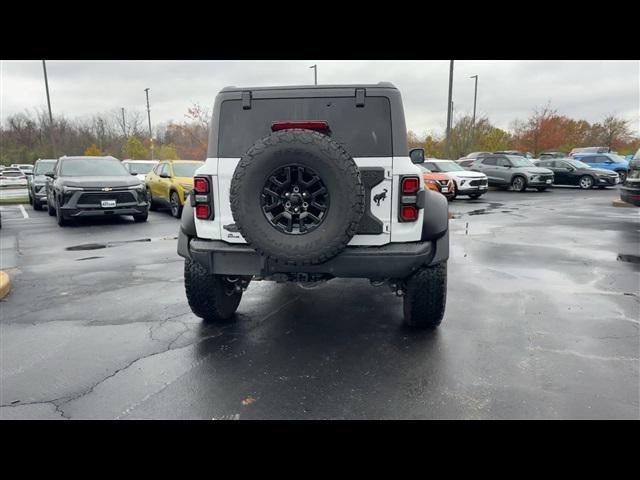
xmin=469 ymin=179 xmax=487 ymax=186
xmin=77 ymin=192 xmax=137 ymax=206
xmin=539 ymin=175 xmax=554 ymax=181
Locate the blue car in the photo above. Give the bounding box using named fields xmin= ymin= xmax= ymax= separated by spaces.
xmin=572 ymin=153 xmax=630 ymax=182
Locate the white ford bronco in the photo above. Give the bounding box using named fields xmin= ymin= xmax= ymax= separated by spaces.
xmin=178 ymin=83 xmax=449 ymax=328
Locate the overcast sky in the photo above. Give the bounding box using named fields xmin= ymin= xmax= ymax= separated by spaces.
xmin=1 ymin=60 xmax=638 ymax=136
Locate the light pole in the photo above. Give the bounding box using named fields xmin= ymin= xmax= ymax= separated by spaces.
xmin=42 ymin=60 xmax=55 ymax=157
xmin=470 ymin=75 xmax=478 ymax=127
xmin=144 ymin=88 xmax=154 ymax=160
xmin=121 ymin=107 xmax=126 ymax=137
xmin=445 ymin=60 xmax=454 ymax=159
xmin=310 ymin=64 xmax=317 ymax=85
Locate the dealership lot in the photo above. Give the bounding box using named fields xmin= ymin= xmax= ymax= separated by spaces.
xmin=0 ymin=188 xmax=638 ymax=419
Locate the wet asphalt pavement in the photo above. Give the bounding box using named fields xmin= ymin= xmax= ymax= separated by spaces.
xmin=1 ymin=187 xmax=638 ymax=419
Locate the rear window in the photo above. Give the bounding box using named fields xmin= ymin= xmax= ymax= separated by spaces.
xmin=218 ymin=97 xmax=393 ymax=157
xmin=125 ymin=162 xmax=155 ymax=175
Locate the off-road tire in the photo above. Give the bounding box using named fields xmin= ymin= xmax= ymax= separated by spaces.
xmin=184 ymin=259 xmax=243 ymax=322
xmin=616 ymin=170 xmax=627 ymax=183
xmin=230 ymin=129 xmax=365 ymax=266
xmin=511 ymin=175 xmax=527 ymax=192
xmin=403 ymin=262 xmax=447 ymax=328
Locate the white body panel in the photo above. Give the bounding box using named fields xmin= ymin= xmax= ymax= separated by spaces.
xmin=194 ymin=155 xmax=424 ymax=245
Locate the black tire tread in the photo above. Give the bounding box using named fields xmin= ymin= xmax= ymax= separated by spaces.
xmin=403 ymin=263 xmax=447 ymax=328
xmin=184 ymin=259 xmax=242 ymax=322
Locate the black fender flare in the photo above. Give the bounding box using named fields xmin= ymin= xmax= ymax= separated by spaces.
xmin=420 ymin=188 xmax=449 ymax=241
xmin=180 ymin=192 xmax=196 ymax=236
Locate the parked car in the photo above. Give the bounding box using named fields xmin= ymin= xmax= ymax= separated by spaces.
xmin=0 ymin=167 xmax=28 ymax=187
xmin=470 ymin=154 xmax=554 ymax=192
xmin=145 ymin=159 xmax=204 ymax=218
xmin=619 ymin=149 xmax=640 ymax=206
xmin=569 ymin=146 xmax=609 ymax=156
xmin=11 ymin=163 xmax=34 ymax=176
xmin=122 ymin=159 xmax=158 ymax=182
xmin=421 ymin=159 xmax=488 ymax=199
xmin=45 ymin=156 xmax=149 ymax=226
xmin=417 ymin=163 xmax=455 ymax=199
xmin=536 ymin=158 xmax=620 ymax=189
xmin=571 ymin=153 xmax=630 ymax=182
xmin=28 ymin=159 xmax=57 ymax=210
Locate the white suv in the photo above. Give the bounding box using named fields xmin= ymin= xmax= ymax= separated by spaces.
xmin=422 ymin=159 xmax=488 ymax=199
xmin=177 ymin=83 xmax=450 ymax=328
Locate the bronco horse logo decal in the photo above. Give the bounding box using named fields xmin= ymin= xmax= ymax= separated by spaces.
xmin=373 ymin=188 xmax=388 ymax=207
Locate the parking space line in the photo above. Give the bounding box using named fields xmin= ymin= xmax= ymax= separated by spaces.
xmin=18 ymin=204 xmax=29 ymax=219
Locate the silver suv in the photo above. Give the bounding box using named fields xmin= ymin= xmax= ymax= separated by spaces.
xmin=471 ymin=154 xmax=554 ymax=192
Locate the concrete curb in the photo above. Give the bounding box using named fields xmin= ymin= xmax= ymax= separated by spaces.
xmin=612 ymin=199 xmax=634 ymax=208
xmin=0 ymin=271 xmax=10 ymax=299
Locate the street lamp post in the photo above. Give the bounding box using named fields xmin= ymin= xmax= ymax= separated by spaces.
xmin=42 ymin=60 xmax=55 ymax=157
xmin=470 ymin=75 xmax=478 ymax=127
xmin=144 ymin=88 xmax=154 ymax=160
xmin=445 ymin=60 xmax=454 ymax=159
xmin=310 ymin=64 xmax=317 ymax=85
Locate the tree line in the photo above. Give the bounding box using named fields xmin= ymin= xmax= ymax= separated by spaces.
xmin=408 ymin=104 xmax=639 ymax=159
xmin=1 ymin=102 xmax=637 ymax=166
xmin=0 ymin=103 xmax=210 ymax=166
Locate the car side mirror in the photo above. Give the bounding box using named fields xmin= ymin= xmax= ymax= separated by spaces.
xmin=159 ymin=172 xmax=170 ymax=178
xmin=409 ymin=148 xmax=425 ymax=164
xmin=130 ymin=172 xmax=138 ymax=176
xmin=45 ymin=172 xmax=55 ymax=178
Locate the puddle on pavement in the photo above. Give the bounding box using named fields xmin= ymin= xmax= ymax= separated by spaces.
xmin=66 ymin=238 xmax=152 ymax=251
xmin=617 ymin=254 xmax=640 ymax=265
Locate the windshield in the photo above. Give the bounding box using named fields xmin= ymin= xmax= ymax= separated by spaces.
xmin=608 ymin=154 xmax=627 ymax=163
xmin=172 ymin=162 xmax=202 ymax=177
xmin=567 ymin=159 xmax=591 ymax=169
xmin=125 ymin=162 xmax=155 ymax=175
xmin=34 ymin=161 xmax=56 ymax=175
xmin=60 ymin=158 xmax=129 ymax=176
xmin=427 ymin=161 xmax=464 ymax=172
xmin=508 ymin=156 xmax=534 ymax=167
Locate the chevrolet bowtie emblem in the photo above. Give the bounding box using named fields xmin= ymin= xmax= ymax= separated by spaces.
xmin=101 ymin=187 xmax=113 ymax=191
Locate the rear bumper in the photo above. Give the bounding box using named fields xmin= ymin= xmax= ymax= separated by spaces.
xmin=178 ymin=230 xmax=449 ymax=279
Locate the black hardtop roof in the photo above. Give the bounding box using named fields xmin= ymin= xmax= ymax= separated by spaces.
xmin=220 ymin=82 xmax=397 ymax=93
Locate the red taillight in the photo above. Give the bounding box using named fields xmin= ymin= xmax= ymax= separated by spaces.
xmin=195 ymin=204 xmax=210 ymax=219
xmin=194 ymin=177 xmax=209 ymax=194
xmin=402 ymin=177 xmax=420 ymax=194
xmin=271 ymin=121 xmax=330 ymax=132
xmin=401 ymin=206 xmax=418 ymax=221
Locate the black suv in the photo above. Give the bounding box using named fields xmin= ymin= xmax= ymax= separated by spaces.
xmin=46 ymin=156 xmax=149 ymax=226
xmin=28 ymin=158 xmax=57 ymax=210
xmin=178 ymin=83 xmax=450 ymax=328
xmin=620 ymin=150 xmax=640 ymax=206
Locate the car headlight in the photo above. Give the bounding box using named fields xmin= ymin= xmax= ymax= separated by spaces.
xmin=63 ymin=186 xmax=83 ymax=193
xmin=459 ymin=179 xmax=467 ymax=186
xmin=128 ymin=183 xmax=145 ymax=191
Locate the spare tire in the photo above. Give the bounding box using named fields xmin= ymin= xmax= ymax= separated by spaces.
xmin=230 ymin=129 xmax=365 ymax=266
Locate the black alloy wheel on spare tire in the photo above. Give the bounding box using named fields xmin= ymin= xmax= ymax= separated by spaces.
xmin=230 ymin=129 xmax=365 ymax=266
